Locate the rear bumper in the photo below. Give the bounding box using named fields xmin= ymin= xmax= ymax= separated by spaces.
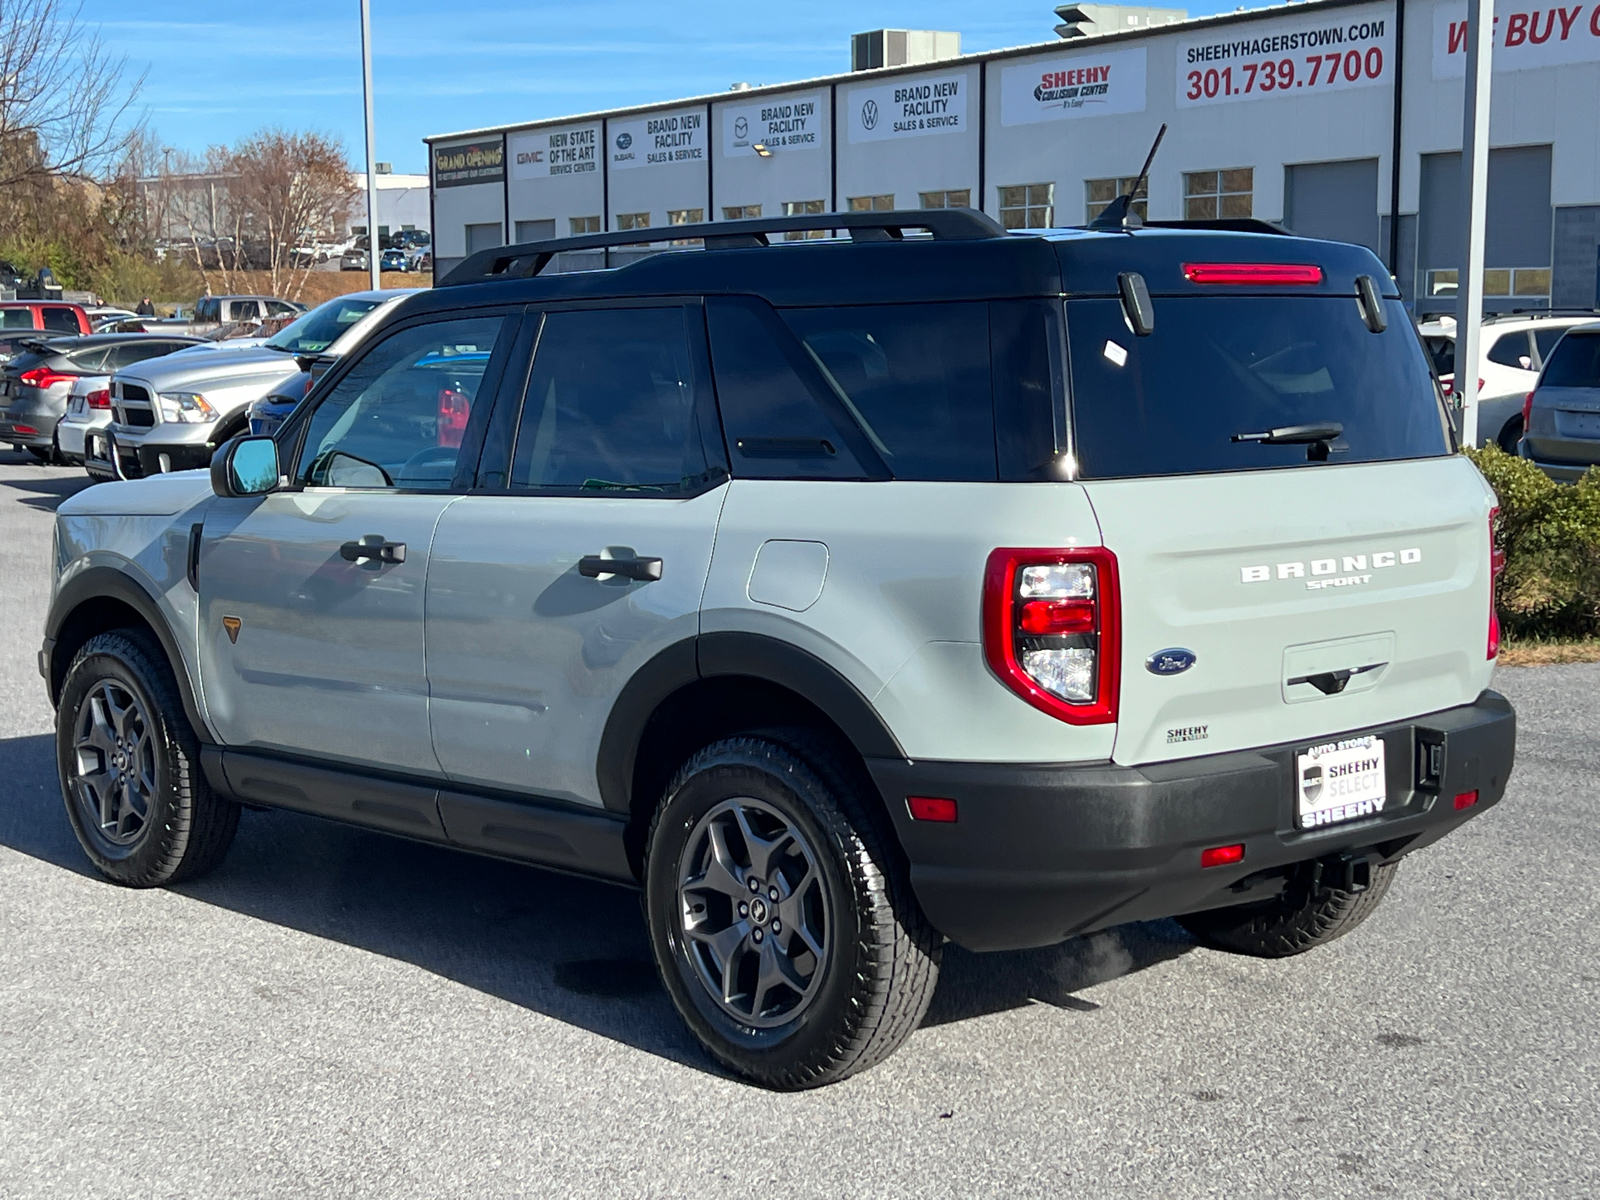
xmin=869 ymin=691 xmax=1515 ymax=951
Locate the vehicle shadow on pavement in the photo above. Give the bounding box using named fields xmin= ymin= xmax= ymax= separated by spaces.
xmin=0 ymin=729 xmax=1194 ymax=1075
xmin=0 ymin=458 xmax=96 ymax=512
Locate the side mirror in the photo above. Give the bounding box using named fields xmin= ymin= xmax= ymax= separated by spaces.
xmin=211 ymin=435 xmax=281 ymax=498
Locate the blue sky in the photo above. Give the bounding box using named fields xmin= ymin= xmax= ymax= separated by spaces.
xmin=91 ymin=0 xmax=1257 ymax=173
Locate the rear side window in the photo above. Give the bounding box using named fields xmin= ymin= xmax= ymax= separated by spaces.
xmin=1486 ymin=332 xmax=1532 ymax=370
xmin=1065 ymin=296 xmax=1450 ymax=479
xmin=42 ymin=307 xmax=80 ymax=333
xmin=508 ymin=306 xmax=723 ymax=494
xmin=1541 ymin=332 xmax=1600 ymax=388
xmin=0 ymin=309 xmax=33 ymax=330
xmin=64 ymin=347 xmax=112 ymax=371
xmin=780 ymin=303 xmax=996 ymax=481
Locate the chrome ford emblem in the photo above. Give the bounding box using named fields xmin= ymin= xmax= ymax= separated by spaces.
xmin=1146 ymin=648 xmax=1196 ymax=676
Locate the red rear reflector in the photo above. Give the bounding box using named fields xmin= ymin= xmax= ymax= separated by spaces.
xmin=1200 ymin=843 xmax=1245 ymax=868
xmin=12 ymin=424 xmax=37 ymax=436
xmin=1454 ymin=790 xmax=1479 ymax=810
xmin=1182 ymin=262 xmax=1324 ymax=286
xmin=907 ymin=795 xmax=958 ymax=823
xmin=1018 ymin=598 xmax=1096 ymax=635
xmin=86 ymin=388 xmax=110 ymax=409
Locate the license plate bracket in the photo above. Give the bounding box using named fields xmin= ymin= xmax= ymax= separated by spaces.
xmin=1296 ymin=735 xmax=1386 ymax=830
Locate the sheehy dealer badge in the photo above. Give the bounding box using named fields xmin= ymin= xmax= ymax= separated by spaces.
xmin=1297 ymin=735 xmax=1386 ymax=829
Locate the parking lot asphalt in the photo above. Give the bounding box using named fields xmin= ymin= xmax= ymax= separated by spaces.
xmin=0 ymin=448 xmax=1595 ymax=1199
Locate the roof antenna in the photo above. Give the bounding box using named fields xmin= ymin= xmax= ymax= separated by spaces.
xmin=1088 ymin=123 xmax=1166 ymax=230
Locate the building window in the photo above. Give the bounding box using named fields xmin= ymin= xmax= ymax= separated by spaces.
xmin=848 ymin=194 xmax=895 ymax=212
xmin=1425 ymin=267 xmax=1552 ymax=301
xmin=514 ymin=219 xmax=555 ymax=243
xmin=1184 ymin=169 xmax=1253 ymax=220
xmin=998 ymin=184 xmax=1054 ymax=230
xmin=920 ymin=189 xmax=971 ymax=209
xmin=1085 ymin=177 xmax=1148 ymax=223
xmin=723 ymin=204 xmax=761 ymax=220
xmin=668 ymin=208 xmax=704 ymax=246
xmin=570 ymin=215 xmax=601 ymax=235
xmin=783 ymin=199 xmax=827 ymax=240
xmin=616 ymin=211 xmax=650 ymax=247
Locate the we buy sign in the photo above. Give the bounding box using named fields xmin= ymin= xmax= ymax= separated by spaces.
xmin=1433 ymin=0 xmax=1600 ymax=75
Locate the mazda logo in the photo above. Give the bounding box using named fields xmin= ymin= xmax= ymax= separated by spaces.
xmin=734 ymin=116 xmax=749 ymax=139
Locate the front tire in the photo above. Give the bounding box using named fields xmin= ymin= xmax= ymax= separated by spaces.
xmin=645 ymin=735 xmax=940 ymax=1090
xmin=56 ymin=629 xmax=239 ymax=886
xmin=1177 ymin=859 xmax=1399 ymax=957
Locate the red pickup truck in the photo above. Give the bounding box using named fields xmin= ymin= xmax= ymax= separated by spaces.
xmin=0 ymin=302 xmax=93 ymax=363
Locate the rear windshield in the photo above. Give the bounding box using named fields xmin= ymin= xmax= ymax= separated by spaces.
xmin=1064 ymin=296 xmax=1451 ymax=479
xmin=1541 ymin=332 xmax=1600 ymax=389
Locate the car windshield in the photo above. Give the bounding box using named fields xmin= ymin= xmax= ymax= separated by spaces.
xmin=265 ymin=296 xmax=385 ymax=354
xmin=1541 ymin=332 xmax=1600 ymax=388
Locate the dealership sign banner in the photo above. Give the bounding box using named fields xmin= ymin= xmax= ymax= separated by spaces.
xmin=1433 ymin=0 xmax=1600 ymax=76
xmin=846 ymin=72 xmax=968 ymax=143
xmin=724 ymin=93 xmax=824 ymax=157
xmin=1000 ymin=47 xmax=1148 ymax=124
xmin=1175 ymin=2 xmax=1394 ymax=106
xmin=434 ymin=138 xmax=505 ymax=187
xmin=510 ymin=126 xmax=599 ymax=180
xmin=610 ymin=109 xmax=705 ymax=171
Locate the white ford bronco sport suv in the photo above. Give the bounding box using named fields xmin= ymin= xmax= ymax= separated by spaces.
xmin=43 ymin=208 xmax=1516 ymax=1089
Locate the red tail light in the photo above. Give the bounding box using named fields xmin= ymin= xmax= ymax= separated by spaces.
xmin=983 ymin=547 xmax=1120 ymax=724
xmin=1521 ymin=390 xmax=1535 ymax=430
xmin=1182 ymin=262 xmax=1323 ymax=286
xmin=19 ymin=368 xmax=74 ymax=390
xmin=1487 ymin=507 xmax=1504 ymax=660
xmin=86 ymin=388 xmax=110 ymax=409
xmin=437 ymin=388 xmax=470 ymax=448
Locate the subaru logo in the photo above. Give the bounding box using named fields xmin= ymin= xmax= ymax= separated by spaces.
xmin=616 ymin=132 xmax=633 ymax=149
xmin=1146 ymin=648 xmax=1196 ymax=676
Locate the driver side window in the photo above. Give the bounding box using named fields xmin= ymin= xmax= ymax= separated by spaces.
xmin=296 ymin=316 xmax=505 ymax=490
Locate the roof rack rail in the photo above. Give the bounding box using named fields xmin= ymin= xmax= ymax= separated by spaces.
xmin=1137 ymin=218 xmax=1292 ymax=236
xmin=437 ymin=208 xmax=1009 ymax=287
xmin=1485 ymin=306 xmax=1600 ymax=321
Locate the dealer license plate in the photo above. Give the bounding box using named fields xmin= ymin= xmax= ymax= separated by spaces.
xmin=1296 ymin=735 xmax=1386 ymax=830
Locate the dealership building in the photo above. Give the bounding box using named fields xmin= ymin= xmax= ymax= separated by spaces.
xmin=425 ymin=0 xmax=1600 ymax=314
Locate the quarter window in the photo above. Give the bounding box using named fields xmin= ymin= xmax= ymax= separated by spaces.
xmin=1486 ymin=332 xmax=1534 ymax=371
xmin=509 ymin=307 xmax=721 ymax=494
xmin=296 ymin=317 xmax=505 ymax=490
xmin=1184 ymin=168 xmax=1253 ymax=219
xmin=998 ymin=183 xmax=1054 ymax=230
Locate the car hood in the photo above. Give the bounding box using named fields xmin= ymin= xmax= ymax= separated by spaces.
xmin=117 ymin=345 xmax=300 ymax=390
xmin=58 ymin=469 xmax=214 ymax=517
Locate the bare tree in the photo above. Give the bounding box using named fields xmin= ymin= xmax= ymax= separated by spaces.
xmin=0 ymin=0 xmax=145 ymax=190
xmin=226 ymin=130 xmax=356 ymax=299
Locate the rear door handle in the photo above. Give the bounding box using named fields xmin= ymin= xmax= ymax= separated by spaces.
xmin=340 ymin=535 xmax=406 ymax=564
xmin=578 ymin=554 xmax=662 ymax=581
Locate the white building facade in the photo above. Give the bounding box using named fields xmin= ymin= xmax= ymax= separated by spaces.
xmin=426 ymin=0 xmax=1600 ymax=314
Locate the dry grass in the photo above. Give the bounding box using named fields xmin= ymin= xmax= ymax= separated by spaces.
xmin=1496 ymin=639 xmax=1600 ymax=667
xmin=220 ymin=270 xmax=430 ymax=305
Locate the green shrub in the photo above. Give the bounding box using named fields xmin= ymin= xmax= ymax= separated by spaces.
xmin=1466 ymin=444 xmax=1600 ymax=639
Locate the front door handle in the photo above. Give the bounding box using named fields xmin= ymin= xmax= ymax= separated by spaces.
xmin=340 ymin=535 xmax=406 ymax=564
xmin=578 ymin=553 xmax=662 ymax=582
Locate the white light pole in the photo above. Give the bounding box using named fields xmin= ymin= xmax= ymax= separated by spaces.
xmin=1455 ymin=0 xmax=1495 ymax=448
xmin=360 ymin=0 xmax=381 ymax=292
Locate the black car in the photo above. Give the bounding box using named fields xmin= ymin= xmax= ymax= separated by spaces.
xmin=0 ymin=333 xmax=202 ymax=461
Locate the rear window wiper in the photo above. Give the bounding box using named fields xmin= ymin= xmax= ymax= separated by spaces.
xmin=1231 ymin=422 xmax=1344 ymax=445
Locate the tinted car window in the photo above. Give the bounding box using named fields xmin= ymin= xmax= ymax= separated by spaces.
xmin=1065 ymin=296 xmax=1450 ymax=479
xmin=1534 ymin=327 xmax=1569 ymax=365
xmin=63 ymin=347 xmax=112 ymax=371
xmin=509 ymin=307 xmax=718 ymax=494
xmin=296 ymin=317 xmax=504 ymax=490
xmin=1541 ymin=332 xmax=1600 ymax=388
xmin=267 ymin=296 xmax=384 ymax=354
xmin=1486 ymin=331 xmax=1532 ymax=370
xmin=1 ymin=309 xmax=34 ymax=330
xmin=1423 ymin=335 xmax=1455 ymax=378
xmin=42 ymin=307 xmax=80 ymax=333
xmin=780 ymin=303 xmax=996 ymax=481
xmin=705 ymin=296 xmax=880 ymax=480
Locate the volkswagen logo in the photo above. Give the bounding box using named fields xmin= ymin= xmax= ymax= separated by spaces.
xmin=861 ymin=99 xmax=879 ymax=130
xmin=615 ymin=132 xmax=633 ymax=150
xmin=734 ymin=116 xmax=749 ymax=140
xmin=1145 ymin=648 xmax=1197 ymax=676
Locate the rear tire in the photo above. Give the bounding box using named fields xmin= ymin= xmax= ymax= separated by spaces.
xmin=56 ymin=629 xmax=239 ymax=887
xmin=1177 ymin=859 xmax=1399 ymax=958
xmin=1497 ymin=416 xmax=1523 ymax=455
xmin=645 ymin=734 xmax=940 ymax=1090
xmin=25 ymin=445 xmax=50 ymax=463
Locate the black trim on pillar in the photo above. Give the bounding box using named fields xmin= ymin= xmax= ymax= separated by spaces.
xmin=978 ymin=61 xmax=988 ymax=216
xmin=830 ymin=83 xmax=838 ymax=215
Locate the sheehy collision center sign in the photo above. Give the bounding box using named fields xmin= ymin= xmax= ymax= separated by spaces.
xmin=1175 ymin=1 xmax=1394 ymax=106
xmin=509 ymin=127 xmax=598 ymax=180
xmin=610 ymin=109 xmax=705 ymax=171
xmin=846 ymin=73 xmax=968 ymax=143
xmin=724 ymin=94 xmax=824 ymax=157
xmin=1433 ymin=0 xmax=1600 ymax=75
xmin=1000 ymin=47 xmax=1148 ymax=124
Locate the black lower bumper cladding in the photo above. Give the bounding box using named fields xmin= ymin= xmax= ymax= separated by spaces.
xmin=868 ymin=691 xmax=1515 ymax=952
